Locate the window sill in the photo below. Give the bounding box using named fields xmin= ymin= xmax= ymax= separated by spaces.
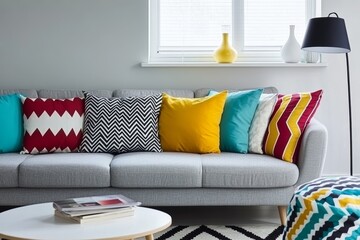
xmin=141 ymin=62 xmax=328 ymax=68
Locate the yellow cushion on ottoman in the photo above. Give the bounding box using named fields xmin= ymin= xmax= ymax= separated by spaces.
xmin=159 ymin=92 xmax=227 ymax=154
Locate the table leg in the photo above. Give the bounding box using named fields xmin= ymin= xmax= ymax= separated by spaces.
xmin=278 ymin=205 xmax=287 ymax=226
xmin=145 ymin=234 xmax=154 ymax=240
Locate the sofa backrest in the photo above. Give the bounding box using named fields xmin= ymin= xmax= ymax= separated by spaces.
xmin=0 ymin=87 xmax=278 ymax=98
xmin=113 ymin=89 xmax=194 ymax=98
xmin=195 ymin=87 xmax=278 ymax=98
xmin=0 ymin=89 xmax=38 ymax=98
xmin=37 ymin=89 xmax=112 ymax=98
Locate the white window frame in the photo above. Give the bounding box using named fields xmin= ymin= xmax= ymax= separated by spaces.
xmin=148 ymin=0 xmax=321 ymax=63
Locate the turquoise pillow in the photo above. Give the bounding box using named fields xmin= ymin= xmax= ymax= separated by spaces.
xmin=209 ymin=89 xmax=263 ymax=153
xmin=0 ymin=94 xmax=23 ymax=153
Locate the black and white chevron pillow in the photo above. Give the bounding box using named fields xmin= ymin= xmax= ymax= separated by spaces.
xmin=79 ymin=92 xmax=163 ymax=153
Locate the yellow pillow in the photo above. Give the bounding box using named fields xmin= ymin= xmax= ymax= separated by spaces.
xmin=159 ymin=91 xmax=227 ymax=153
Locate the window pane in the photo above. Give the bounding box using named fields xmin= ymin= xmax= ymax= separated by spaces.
xmin=159 ymin=0 xmax=232 ymax=49
xmin=244 ymin=0 xmax=306 ymax=49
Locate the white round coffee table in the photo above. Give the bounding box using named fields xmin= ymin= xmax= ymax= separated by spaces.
xmin=0 ymin=203 xmax=171 ymax=240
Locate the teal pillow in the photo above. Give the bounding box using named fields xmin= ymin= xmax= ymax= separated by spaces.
xmin=209 ymin=89 xmax=263 ymax=153
xmin=0 ymin=94 xmax=23 ymax=153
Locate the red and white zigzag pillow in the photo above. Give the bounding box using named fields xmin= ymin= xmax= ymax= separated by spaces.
xmin=263 ymin=90 xmax=323 ymax=163
xmin=21 ymin=97 xmax=84 ymax=154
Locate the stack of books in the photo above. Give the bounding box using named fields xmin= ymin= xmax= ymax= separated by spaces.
xmin=53 ymin=194 xmax=141 ymax=224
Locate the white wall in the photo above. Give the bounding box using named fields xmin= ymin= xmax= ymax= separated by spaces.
xmin=0 ymin=0 xmax=358 ymax=176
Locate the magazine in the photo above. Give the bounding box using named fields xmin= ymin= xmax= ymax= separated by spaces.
xmin=53 ymin=194 xmax=141 ymax=212
xmin=54 ymin=207 xmax=135 ymax=224
xmin=60 ymin=207 xmax=135 ymax=217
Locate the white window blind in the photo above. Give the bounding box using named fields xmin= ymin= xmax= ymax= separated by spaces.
xmin=149 ymin=0 xmax=318 ymax=62
xmin=244 ymin=0 xmax=306 ymax=49
xmin=159 ymin=0 xmax=232 ymax=50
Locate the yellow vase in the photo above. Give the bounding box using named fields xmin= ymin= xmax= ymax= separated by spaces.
xmin=213 ymin=33 xmax=238 ymax=63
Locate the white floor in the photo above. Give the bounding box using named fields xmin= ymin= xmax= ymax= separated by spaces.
xmin=154 ymin=206 xmax=281 ymax=226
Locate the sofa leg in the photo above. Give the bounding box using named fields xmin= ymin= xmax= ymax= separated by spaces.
xmin=278 ymin=206 xmax=287 ymax=226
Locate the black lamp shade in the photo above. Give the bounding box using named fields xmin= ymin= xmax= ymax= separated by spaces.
xmin=302 ymin=17 xmax=351 ymax=53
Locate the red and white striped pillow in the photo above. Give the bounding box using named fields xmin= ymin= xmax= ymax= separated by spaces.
xmin=21 ymin=97 xmax=84 ymax=154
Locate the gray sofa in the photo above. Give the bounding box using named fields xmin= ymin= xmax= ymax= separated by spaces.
xmin=0 ymin=88 xmax=328 ymax=223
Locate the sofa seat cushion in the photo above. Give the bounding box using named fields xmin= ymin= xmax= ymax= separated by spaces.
xmin=201 ymin=153 xmax=299 ymax=188
xmin=19 ymin=153 xmax=113 ymax=188
xmin=111 ymin=152 xmax=202 ymax=188
xmin=0 ymin=153 xmax=29 ymax=187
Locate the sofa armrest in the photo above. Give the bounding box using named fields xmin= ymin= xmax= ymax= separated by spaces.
xmin=296 ymin=119 xmax=328 ymax=186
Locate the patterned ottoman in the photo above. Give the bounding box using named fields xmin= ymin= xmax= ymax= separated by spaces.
xmin=283 ymin=176 xmax=360 ymax=240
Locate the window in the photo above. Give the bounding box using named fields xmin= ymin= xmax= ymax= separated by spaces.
xmin=148 ymin=0 xmax=320 ymax=63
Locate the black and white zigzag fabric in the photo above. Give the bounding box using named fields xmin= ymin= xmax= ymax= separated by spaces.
xmin=154 ymin=225 xmax=284 ymax=240
xmin=79 ymin=92 xmax=163 ymax=153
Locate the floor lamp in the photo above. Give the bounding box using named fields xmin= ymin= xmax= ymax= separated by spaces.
xmin=302 ymin=12 xmax=352 ymax=175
